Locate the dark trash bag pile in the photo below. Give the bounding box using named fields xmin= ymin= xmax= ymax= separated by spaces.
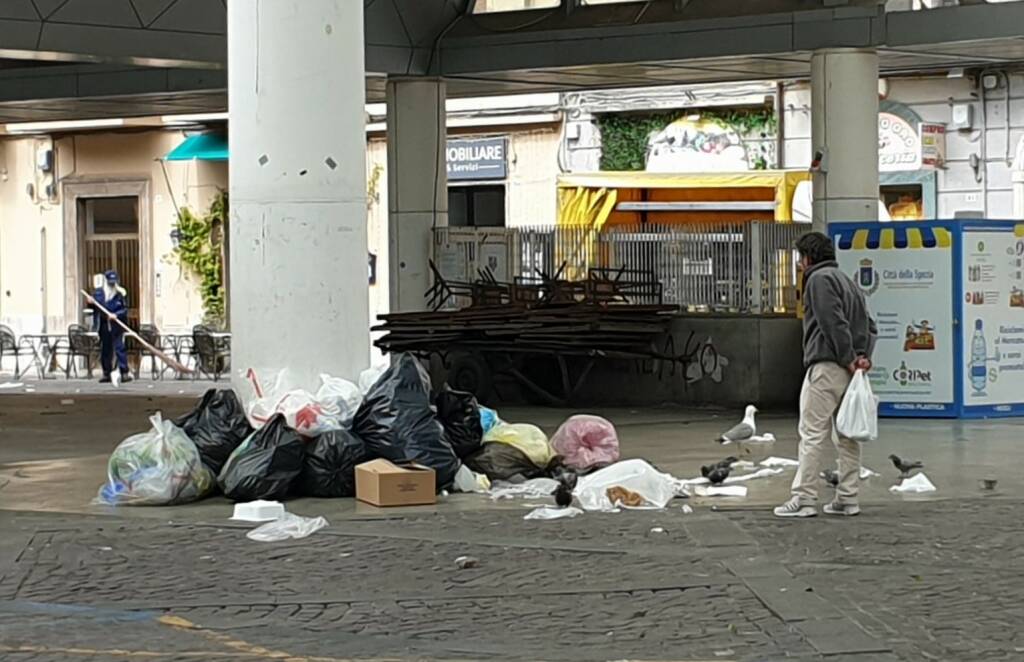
xmin=296 ymin=429 xmax=368 ymax=498
xmin=435 ymin=387 xmax=484 ymax=459
xmin=174 ymin=389 xmax=253 ymax=474
xmin=99 ymin=352 xmax=587 ymax=506
xmin=218 ymin=414 xmax=306 ymax=502
xmin=353 ymin=354 xmax=460 ymax=490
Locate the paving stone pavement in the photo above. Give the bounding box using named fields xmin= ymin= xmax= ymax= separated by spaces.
xmin=0 ymin=500 xmax=1021 ymax=661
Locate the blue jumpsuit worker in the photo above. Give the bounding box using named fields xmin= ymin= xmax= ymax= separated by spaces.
xmin=92 ymin=270 xmax=132 ymax=383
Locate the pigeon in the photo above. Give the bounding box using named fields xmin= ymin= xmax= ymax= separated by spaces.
xmin=889 ymin=454 xmax=924 ymax=478
xmin=552 ymin=469 xmax=578 ymax=508
xmin=716 ymin=405 xmax=758 ymax=445
xmin=701 ymin=456 xmax=738 ymax=477
xmin=553 ymin=483 xmax=574 ymax=508
xmin=705 ymin=465 xmax=731 ymax=485
xmin=820 ymin=468 xmax=839 ymax=488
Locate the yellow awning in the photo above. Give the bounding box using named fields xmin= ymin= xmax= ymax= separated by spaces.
xmin=556 ymin=170 xmax=810 ymax=224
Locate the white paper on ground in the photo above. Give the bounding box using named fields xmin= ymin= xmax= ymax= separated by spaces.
xmin=860 ymin=467 xmax=880 ymax=479
xmin=452 ymin=465 xmax=492 ymax=493
xmin=731 ymin=460 xmax=757 ymax=470
xmin=890 ymin=473 xmax=936 ymax=493
xmin=246 ymin=512 xmax=329 ymax=542
xmin=490 ymin=478 xmax=559 ymax=500
xmin=524 ymin=506 xmax=583 ymax=521
xmin=573 ymin=459 xmax=683 ymax=512
xmin=0 ymin=382 xmax=24 ymax=390
xmin=760 ymin=456 xmax=800 ymax=468
xmin=694 ymin=485 xmax=748 ymax=497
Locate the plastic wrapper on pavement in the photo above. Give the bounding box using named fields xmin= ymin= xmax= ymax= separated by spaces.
xmin=97 ymin=413 xmax=215 ymax=506
xmin=218 ymin=414 xmax=305 ymax=502
xmin=246 ymin=512 xmax=329 ymax=542
xmin=482 ymin=423 xmax=554 ymax=468
xmin=352 ymin=353 xmax=460 ymax=490
xmin=573 ymin=459 xmax=683 ymax=511
xmin=174 ymin=389 xmax=254 ymax=474
xmin=435 ymin=386 xmax=484 ymax=459
xmin=295 ymin=428 xmax=368 ymax=498
xmin=464 ymin=442 xmax=548 ymax=481
xmin=452 ymin=464 xmax=491 ymax=493
xmin=549 ymin=415 xmax=620 ymax=471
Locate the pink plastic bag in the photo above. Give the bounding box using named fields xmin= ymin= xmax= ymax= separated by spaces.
xmin=550 ymin=415 xmax=620 ymax=470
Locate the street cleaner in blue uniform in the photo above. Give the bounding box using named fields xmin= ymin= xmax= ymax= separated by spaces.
xmin=91 ymin=270 xmax=133 ymax=384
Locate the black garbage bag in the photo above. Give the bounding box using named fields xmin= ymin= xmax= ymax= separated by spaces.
xmin=217 ymin=414 xmax=305 ymax=502
xmin=295 ymin=428 xmax=368 ymax=498
xmin=435 ymin=386 xmax=483 ymax=459
xmin=464 ymin=442 xmax=547 ymax=481
xmin=174 ymin=389 xmax=254 ymax=474
xmin=352 ymin=353 xmax=459 ymax=490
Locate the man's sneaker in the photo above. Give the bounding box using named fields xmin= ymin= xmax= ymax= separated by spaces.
xmin=773 ymin=496 xmax=817 ymax=518
xmin=823 ymin=501 xmax=861 ymax=517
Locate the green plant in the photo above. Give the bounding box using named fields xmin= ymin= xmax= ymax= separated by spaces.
xmin=596 ymin=108 xmax=777 ymax=171
xmin=174 ymin=191 xmax=227 ymax=328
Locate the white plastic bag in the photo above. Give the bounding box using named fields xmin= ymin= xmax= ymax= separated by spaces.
xmin=573 ymin=459 xmax=683 ymax=512
xmin=96 ymin=413 xmax=215 ymax=506
xmin=889 ymin=473 xmax=936 ymax=494
xmin=490 ymin=478 xmax=560 ymax=500
xmin=314 ymin=374 xmax=362 ymax=424
xmin=242 ymin=369 xmax=346 ymax=436
xmin=246 ymin=512 xmax=329 ymax=542
xmin=836 ymin=369 xmax=878 ymax=442
xmin=452 ymin=465 xmax=492 ymax=493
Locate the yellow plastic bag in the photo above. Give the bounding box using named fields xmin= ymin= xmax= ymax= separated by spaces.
xmin=483 ymin=423 xmax=553 ymax=468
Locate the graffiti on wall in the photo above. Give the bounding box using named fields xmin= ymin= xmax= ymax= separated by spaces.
xmin=637 ymin=331 xmax=730 ymax=385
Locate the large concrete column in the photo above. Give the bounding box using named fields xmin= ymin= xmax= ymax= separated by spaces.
xmin=810 ymin=48 xmax=879 ymax=230
xmin=386 ymin=78 xmax=447 ymax=313
xmin=229 ymin=0 xmax=369 ymax=389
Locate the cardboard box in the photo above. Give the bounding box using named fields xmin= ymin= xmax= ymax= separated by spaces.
xmin=355 ymin=459 xmax=436 ymax=507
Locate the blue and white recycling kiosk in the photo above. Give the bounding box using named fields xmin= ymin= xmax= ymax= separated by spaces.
xmin=829 ymin=220 xmax=1024 ymax=418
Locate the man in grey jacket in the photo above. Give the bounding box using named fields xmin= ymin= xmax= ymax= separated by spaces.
xmin=775 ymin=231 xmax=877 ymax=518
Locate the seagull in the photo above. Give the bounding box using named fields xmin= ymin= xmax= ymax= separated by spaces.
xmin=716 ymin=405 xmax=758 ymax=445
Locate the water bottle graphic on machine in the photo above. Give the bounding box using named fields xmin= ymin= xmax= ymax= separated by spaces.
xmin=968 ymin=319 xmax=1001 ymax=396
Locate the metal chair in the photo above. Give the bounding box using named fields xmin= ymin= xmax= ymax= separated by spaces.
xmin=66 ymin=324 xmax=100 ymax=379
xmin=0 ymin=325 xmax=34 ymax=378
xmin=137 ymin=324 xmax=179 ymax=380
xmin=192 ymin=326 xmax=231 ymax=381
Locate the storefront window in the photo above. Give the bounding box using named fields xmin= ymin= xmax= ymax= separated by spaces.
xmin=881 ymin=185 xmax=924 ymax=221
xmin=448 ymin=185 xmax=507 ymax=227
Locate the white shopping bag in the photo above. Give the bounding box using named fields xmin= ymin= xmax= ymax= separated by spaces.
xmin=836 ymin=369 xmax=878 ymax=442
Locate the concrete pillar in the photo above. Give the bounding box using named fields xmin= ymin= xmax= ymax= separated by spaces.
xmin=228 ymin=0 xmax=369 ymax=389
xmin=810 ymin=48 xmax=879 ymax=231
xmin=386 ymin=78 xmax=447 ymax=313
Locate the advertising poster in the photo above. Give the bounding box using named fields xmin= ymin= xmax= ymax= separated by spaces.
xmin=835 ymin=226 xmax=954 ymax=414
xmin=961 ymin=226 xmax=1024 ymax=413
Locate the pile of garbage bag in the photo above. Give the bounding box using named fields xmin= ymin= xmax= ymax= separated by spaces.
xmin=96 ymin=354 xmax=488 ymax=505
xmin=96 ymin=353 xmax=673 ymax=510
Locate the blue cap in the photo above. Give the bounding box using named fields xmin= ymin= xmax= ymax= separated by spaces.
xmin=104 ymin=270 xmax=118 ymax=283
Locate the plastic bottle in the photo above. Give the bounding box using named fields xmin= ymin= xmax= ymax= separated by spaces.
xmin=970 ymin=319 xmax=987 ymax=392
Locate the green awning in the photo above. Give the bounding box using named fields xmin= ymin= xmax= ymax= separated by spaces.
xmin=165 ymin=132 xmax=228 ymax=161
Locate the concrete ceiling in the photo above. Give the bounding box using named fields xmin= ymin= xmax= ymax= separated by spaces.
xmin=0 ymin=1 xmax=1022 ymax=123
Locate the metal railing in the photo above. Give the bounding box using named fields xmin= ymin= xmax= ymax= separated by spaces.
xmin=433 ymin=222 xmax=805 ymax=313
